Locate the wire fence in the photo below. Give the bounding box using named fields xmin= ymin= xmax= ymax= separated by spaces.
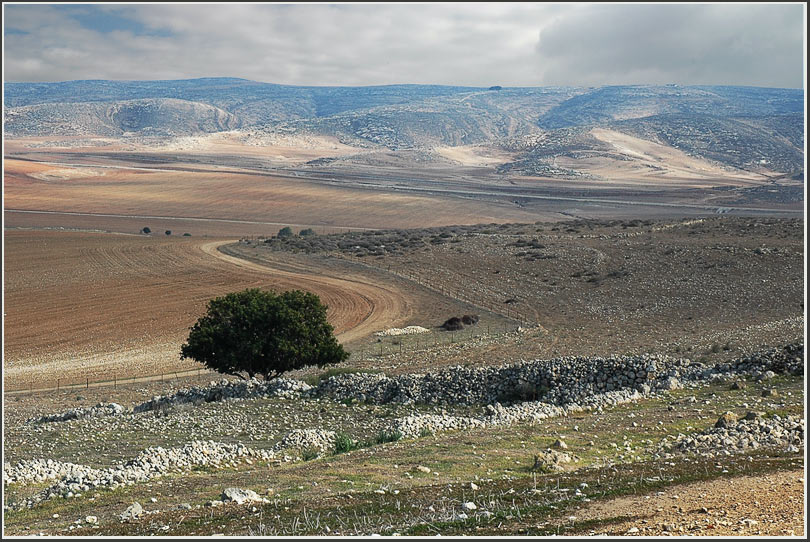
xmin=6 ymin=323 xmax=527 ymax=396
xmin=5 ymin=367 xmax=219 ymax=396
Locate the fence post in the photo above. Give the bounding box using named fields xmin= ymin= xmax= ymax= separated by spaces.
xmin=114 ymin=375 xmax=116 ymax=389
xmin=86 ymin=377 xmax=89 ymax=389
xmin=57 ymin=379 xmax=60 ymax=391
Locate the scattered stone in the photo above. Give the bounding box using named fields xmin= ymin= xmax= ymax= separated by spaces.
xmin=221 ymin=488 xmax=263 ymax=505
xmin=532 ymin=449 xmax=573 ymax=472
xmin=552 ymin=439 xmax=568 ymax=450
xmin=119 ymin=502 xmax=143 ymax=522
xmin=715 ymin=412 xmax=738 ymax=428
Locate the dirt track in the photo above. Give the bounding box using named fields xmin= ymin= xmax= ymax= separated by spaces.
xmin=3 ymin=231 xmax=415 ymax=389
xmin=200 ymin=240 xmax=414 ymax=343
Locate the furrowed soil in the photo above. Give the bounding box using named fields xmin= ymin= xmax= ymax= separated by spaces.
xmin=4 ymin=230 xmax=506 ymax=390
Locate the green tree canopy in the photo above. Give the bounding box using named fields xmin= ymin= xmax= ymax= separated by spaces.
xmin=181 ymin=288 xmax=348 ymax=380
xmin=277 ymin=226 xmax=294 ymax=238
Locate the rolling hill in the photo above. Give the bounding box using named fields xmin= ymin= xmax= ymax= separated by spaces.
xmin=3 ymin=78 xmax=804 ymax=177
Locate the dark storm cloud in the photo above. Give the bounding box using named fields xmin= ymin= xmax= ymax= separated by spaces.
xmin=2 ymin=3 xmax=805 ymax=88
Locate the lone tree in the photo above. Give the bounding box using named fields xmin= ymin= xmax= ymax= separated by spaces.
xmin=277 ymin=226 xmax=294 ymax=238
xmin=141 ymin=226 xmax=151 ymax=234
xmin=180 ymin=288 xmax=347 ymax=380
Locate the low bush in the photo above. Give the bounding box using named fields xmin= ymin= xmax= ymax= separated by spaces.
xmin=333 ymin=432 xmax=358 ymax=454
xmin=373 ymin=430 xmax=403 ymax=445
xmin=441 ymin=317 xmax=464 ymax=331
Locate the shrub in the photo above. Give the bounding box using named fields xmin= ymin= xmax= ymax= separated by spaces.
xmin=165 ymin=230 xmax=172 ymax=236
xmin=180 ymin=288 xmax=348 ymax=380
xmin=374 ymin=430 xmax=403 ymax=445
xmin=461 ymin=314 xmax=480 ymax=325
xmin=301 ymin=447 xmax=320 ymax=461
xmin=141 ymin=227 xmax=151 ymax=234
xmin=333 ymin=432 xmax=357 ymax=454
xmin=300 ymin=228 xmax=316 ymax=237
xmin=277 ymin=226 xmax=294 ymax=238
xmin=183 ymin=233 xmax=192 ymax=236
xmin=441 ymin=317 xmax=464 ymax=331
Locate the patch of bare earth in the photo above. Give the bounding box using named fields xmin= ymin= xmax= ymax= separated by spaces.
xmin=573 ymin=469 xmax=805 ymax=536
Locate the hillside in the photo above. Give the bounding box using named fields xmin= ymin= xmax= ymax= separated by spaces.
xmin=3 ymin=78 xmax=804 ymax=177
xmin=4 ymin=98 xmax=240 ymax=137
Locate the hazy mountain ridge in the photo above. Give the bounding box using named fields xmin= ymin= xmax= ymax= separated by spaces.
xmin=536 ymin=85 xmax=804 ymax=129
xmin=4 ymin=78 xmax=804 ymax=176
xmin=4 ymin=98 xmax=240 ymax=137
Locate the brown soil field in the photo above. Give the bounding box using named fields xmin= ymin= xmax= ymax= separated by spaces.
xmin=3 ymin=157 xmax=546 ymax=231
xmin=2 ymin=230 xmax=507 ymax=391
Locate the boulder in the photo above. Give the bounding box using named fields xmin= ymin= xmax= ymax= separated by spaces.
xmin=120 ymin=502 xmax=143 ymax=522
xmin=222 ymin=487 xmax=263 ymax=505
xmin=715 ymin=412 xmax=739 ymax=429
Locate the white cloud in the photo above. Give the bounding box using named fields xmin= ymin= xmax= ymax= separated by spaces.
xmin=2 ymin=3 xmax=805 ymax=88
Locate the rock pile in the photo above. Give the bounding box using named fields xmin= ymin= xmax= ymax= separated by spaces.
xmin=661 ymin=414 xmax=804 ymax=458
xmin=3 ymin=459 xmax=96 ymax=486
xmin=221 ymin=488 xmax=266 ymax=505
xmin=6 ymin=440 xmax=274 ymax=509
xmin=133 ymin=378 xmax=311 ymax=414
xmin=32 ymin=403 xmax=125 ymax=424
xmin=532 ymin=449 xmax=574 ymax=472
xmin=374 ymin=326 xmax=431 ymax=337
xmin=722 ymin=342 xmax=803 ymax=377
xmin=273 ymin=429 xmax=336 ymax=453
xmin=314 ymin=354 xmax=687 ymax=406
xmin=315 ymin=342 xmax=803 ymax=407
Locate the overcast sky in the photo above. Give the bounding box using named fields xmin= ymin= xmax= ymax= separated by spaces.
xmin=2 ymin=3 xmax=806 ymax=88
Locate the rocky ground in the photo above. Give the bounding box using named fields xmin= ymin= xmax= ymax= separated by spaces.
xmin=3 ymin=340 xmax=804 ymax=535
xmin=572 ymin=469 xmax=804 ymax=536
xmin=243 ymin=216 xmax=804 ymax=368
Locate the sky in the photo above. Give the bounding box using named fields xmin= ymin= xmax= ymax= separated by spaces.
xmin=2 ymin=3 xmax=806 ymax=88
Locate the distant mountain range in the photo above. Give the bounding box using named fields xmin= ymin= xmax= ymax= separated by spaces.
xmin=4 ymin=78 xmax=804 ymax=177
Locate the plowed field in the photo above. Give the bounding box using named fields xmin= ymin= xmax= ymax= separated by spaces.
xmin=2 ymin=230 xmax=458 ymax=390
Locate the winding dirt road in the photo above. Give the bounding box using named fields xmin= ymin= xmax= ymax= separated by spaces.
xmin=4 ymin=230 xmax=414 ymax=390
xmin=200 ymin=240 xmax=414 ymax=343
